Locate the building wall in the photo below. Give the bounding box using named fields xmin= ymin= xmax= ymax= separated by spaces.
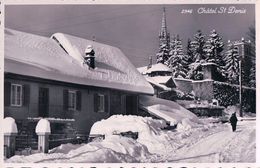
xmin=174 ymin=78 xmax=193 ymax=94
xmin=4 ymin=74 xmax=139 ymax=134
xmin=192 ymin=80 xmax=214 ymax=100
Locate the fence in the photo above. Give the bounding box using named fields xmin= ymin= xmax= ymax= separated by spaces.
xmin=49 ymin=133 xmax=84 ymax=149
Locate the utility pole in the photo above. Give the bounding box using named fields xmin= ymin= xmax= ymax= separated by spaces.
xmin=239 ymin=37 xmax=245 ymax=117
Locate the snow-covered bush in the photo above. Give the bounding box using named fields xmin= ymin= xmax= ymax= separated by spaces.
xmin=36 ymin=119 xmax=51 ymax=134
xmin=3 ymin=117 xmax=18 ymax=134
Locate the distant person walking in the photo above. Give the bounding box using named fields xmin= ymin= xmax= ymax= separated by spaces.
xmin=229 ymin=112 xmax=238 ymax=132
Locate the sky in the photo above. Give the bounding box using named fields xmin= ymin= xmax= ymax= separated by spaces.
xmin=5 ymin=4 xmax=255 ymax=67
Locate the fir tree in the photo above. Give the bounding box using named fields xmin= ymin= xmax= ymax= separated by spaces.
xmin=204 ymin=29 xmax=225 ymax=66
xmin=247 ymin=25 xmax=256 ymax=87
xmin=190 ymin=30 xmax=206 ymax=62
xmin=186 ymin=38 xmax=194 ymax=64
xmin=224 ymin=43 xmax=240 ymax=84
xmin=167 ymin=35 xmax=188 ymax=78
xmin=156 ymin=43 xmax=170 ymax=64
xmin=204 ymin=29 xmax=226 ymax=80
xmin=186 ymin=30 xmax=206 ymax=80
xmin=249 ymin=66 xmax=255 ymax=87
xmin=187 ymin=60 xmax=205 ymax=80
xmin=165 ymin=35 xmax=177 ymax=66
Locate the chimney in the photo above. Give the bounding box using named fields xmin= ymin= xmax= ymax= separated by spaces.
xmin=85 ymin=45 xmax=95 ymax=69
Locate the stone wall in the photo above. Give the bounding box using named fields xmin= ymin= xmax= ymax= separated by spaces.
xmin=174 ymin=78 xmax=193 ymax=94
xmin=192 ymin=80 xmax=214 ymax=100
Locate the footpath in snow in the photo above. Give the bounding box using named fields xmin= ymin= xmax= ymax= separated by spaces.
xmin=166 ymin=120 xmax=256 ymax=163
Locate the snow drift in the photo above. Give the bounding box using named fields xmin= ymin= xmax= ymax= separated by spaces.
xmin=6 ymin=116 xmax=254 ymax=163
xmin=6 ymin=135 xmax=154 ymax=163
xmin=90 ymin=114 xmax=201 ymax=154
xmin=139 ymin=95 xmax=201 ymax=127
xmin=90 ymin=115 xmax=169 ymax=154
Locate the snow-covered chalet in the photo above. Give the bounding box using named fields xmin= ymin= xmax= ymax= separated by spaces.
xmin=137 ymin=63 xmax=176 ymax=99
xmin=4 ymin=29 xmax=154 ymax=137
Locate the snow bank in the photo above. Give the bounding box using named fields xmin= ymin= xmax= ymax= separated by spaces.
xmin=90 ymin=115 xmax=194 ymax=154
xmin=90 ymin=115 xmax=166 ymax=136
xmin=64 ymin=136 xmax=152 ymax=162
xmin=35 ymin=119 xmax=51 ymax=134
xmin=49 ymin=143 xmax=83 ymax=154
xmin=3 ymin=117 xmax=18 ymax=134
xmin=176 ymin=118 xmax=198 ymax=131
xmin=6 ymin=136 xmax=154 ymax=163
xmin=140 ymin=95 xmax=201 ymax=127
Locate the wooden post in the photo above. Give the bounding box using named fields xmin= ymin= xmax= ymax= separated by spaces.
xmin=4 ymin=133 xmax=17 ymax=158
xmin=37 ymin=133 xmax=50 ymax=153
xmin=36 ymin=119 xmax=51 ymax=153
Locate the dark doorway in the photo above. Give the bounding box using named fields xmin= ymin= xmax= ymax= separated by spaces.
xmin=39 ymin=87 xmax=49 ymax=117
xmin=125 ymin=95 xmax=137 ymax=115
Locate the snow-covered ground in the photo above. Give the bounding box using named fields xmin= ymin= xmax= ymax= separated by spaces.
xmin=5 ymin=115 xmax=255 ymax=163
xmin=165 ymin=119 xmax=256 ymax=162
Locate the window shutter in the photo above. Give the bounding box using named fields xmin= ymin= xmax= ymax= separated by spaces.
xmin=76 ymin=91 xmax=81 ymax=111
xmin=94 ymin=93 xmax=98 ymax=113
xmin=105 ymin=95 xmax=109 ymax=113
xmin=23 ymin=84 xmax=30 ymax=106
xmin=63 ymin=89 xmax=68 ymax=110
xmin=4 ymin=81 xmax=11 ymax=106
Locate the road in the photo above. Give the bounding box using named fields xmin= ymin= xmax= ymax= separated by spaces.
xmin=167 ymin=120 xmax=256 ymax=163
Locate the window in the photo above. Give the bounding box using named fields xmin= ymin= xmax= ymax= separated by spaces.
xmin=68 ymin=90 xmax=76 ymax=110
xmin=11 ymin=84 xmax=23 ymax=106
xmin=63 ymin=90 xmax=81 ymax=111
xmin=97 ymin=94 xmax=105 ymax=112
xmin=94 ymin=93 xmax=109 ymax=113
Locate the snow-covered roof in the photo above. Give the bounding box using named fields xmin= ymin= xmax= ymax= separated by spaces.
xmin=4 ymin=29 xmax=154 ymax=94
xmin=145 ymin=76 xmax=172 ymax=91
xmin=150 ymin=76 xmax=173 ymax=84
xmin=137 ymin=63 xmax=171 ymax=75
xmin=139 ymin=95 xmax=200 ymax=126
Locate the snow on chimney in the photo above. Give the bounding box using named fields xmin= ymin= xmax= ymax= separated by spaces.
xmin=84 ymin=45 xmax=95 ymax=69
